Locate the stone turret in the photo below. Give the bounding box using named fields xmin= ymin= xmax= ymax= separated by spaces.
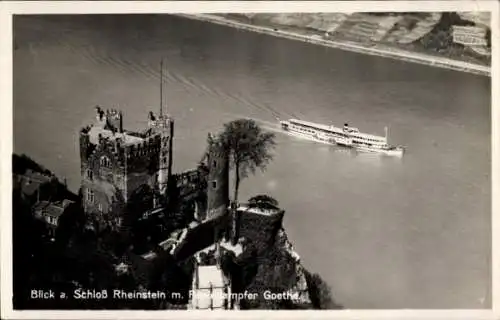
xmin=94 ymin=106 xmax=123 ymax=133
xmin=147 ymin=111 xmax=174 ymax=197
xmin=205 ymin=133 xmax=230 ymax=222
xmin=106 ymin=109 xmax=123 ymax=133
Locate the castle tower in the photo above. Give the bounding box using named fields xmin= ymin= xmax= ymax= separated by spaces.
xmin=80 ymin=108 xmax=127 ymax=227
xmin=79 ymin=107 xmax=172 ymax=229
xmin=147 ymin=111 xmax=174 ymax=197
xmin=149 ymin=58 xmax=175 ymax=199
xmin=205 ymin=133 xmax=230 ymax=222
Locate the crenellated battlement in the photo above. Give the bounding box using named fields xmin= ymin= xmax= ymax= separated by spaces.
xmin=87 ymin=135 xmax=127 ymax=168
xmin=80 ymin=108 xmax=172 ymax=164
xmin=147 ymin=111 xmax=174 ymax=132
xmin=173 ymin=169 xmax=202 ymax=191
xmin=80 ymin=128 xmax=157 ymax=167
xmin=80 ymin=106 xmax=175 ymax=227
xmin=206 ymin=133 xmax=227 ymax=158
xmin=123 ymin=134 xmax=163 ymax=158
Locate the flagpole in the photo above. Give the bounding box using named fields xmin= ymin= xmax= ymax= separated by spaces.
xmin=160 ymin=58 xmax=163 ymax=118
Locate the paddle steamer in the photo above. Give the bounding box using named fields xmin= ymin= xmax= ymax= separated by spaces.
xmin=279 ymin=118 xmax=405 ymax=157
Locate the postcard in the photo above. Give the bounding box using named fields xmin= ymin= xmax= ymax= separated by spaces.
xmin=1 ymin=1 xmax=498 ymax=319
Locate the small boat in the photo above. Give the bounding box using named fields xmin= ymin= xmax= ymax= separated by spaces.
xmin=279 ymin=118 xmax=405 ymax=157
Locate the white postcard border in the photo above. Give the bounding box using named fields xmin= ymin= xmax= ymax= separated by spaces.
xmin=1 ymin=1 xmax=498 ymax=319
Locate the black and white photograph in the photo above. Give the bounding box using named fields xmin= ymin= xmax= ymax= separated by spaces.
xmin=1 ymin=1 xmax=498 ymax=318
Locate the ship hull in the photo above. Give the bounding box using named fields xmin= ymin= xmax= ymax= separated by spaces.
xmin=354 ymin=144 xmax=405 ymax=157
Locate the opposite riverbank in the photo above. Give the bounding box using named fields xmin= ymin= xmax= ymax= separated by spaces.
xmin=176 ymin=13 xmax=490 ymax=77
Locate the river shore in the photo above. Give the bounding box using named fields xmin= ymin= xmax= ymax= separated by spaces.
xmin=176 ymin=13 xmax=490 ymax=77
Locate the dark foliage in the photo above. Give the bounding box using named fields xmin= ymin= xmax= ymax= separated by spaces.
xmin=54 ymin=201 xmax=86 ymax=248
xmin=126 ymin=184 xmax=154 ymax=221
xmin=13 ymin=153 xmax=78 ymax=203
xmin=219 ymin=243 xmax=259 ymax=300
xmin=166 ymin=175 xmax=182 ymax=213
xmin=236 ymin=241 xmax=299 ymax=309
xmin=12 ymin=154 xmax=200 ymax=309
xmin=13 ymin=189 xmax=123 ymax=308
xmin=12 ymin=154 xmax=52 ymax=176
xmin=219 ymin=232 xmax=313 ymax=310
xmin=237 ymin=210 xmax=284 ymax=256
xmin=304 ymin=270 xmax=343 ymax=309
xmin=165 ymin=172 xmax=203 ymax=227
xmin=419 ymin=13 xmax=476 ymax=52
xmin=247 ymin=194 xmax=280 ymax=210
xmin=12 ymin=188 xmax=48 ymax=308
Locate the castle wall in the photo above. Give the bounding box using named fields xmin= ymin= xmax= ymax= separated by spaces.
xmin=160 ymin=124 xmax=174 ymax=196
xmin=80 ymin=109 xmax=174 ymax=227
xmin=172 ymin=213 xmax=229 ymax=262
xmin=122 ymin=136 xmax=162 ymax=202
xmin=234 ymin=209 xmax=285 ymax=255
xmin=79 ymin=130 xmax=92 ymax=164
xmin=173 ymin=169 xmax=202 ymax=196
xmin=124 ymin=135 xmax=161 ymax=173
xmin=80 ymin=129 xmax=127 ymax=217
xmin=79 ymin=109 xmax=201 ymax=232
xmin=82 ymin=178 xmax=123 ymax=215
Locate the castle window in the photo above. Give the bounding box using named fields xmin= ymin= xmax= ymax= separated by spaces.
xmin=86 ymin=169 xmax=93 ymax=180
xmin=47 ymin=216 xmax=57 ymax=226
xmin=86 ymin=189 xmax=95 ymax=203
xmin=212 ymin=160 xmax=217 ymax=168
xmin=98 ymin=203 xmax=103 ymax=212
xmin=211 ymin=180 xmax=217 ymax=189
xmin=100 ymin=156 xmax=111 ymax=168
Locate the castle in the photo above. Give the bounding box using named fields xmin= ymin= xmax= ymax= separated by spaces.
xmin=79 ymin=106 xmax=230 ymax=230
xmin=78 ymin=106 xmax=311 ymax=310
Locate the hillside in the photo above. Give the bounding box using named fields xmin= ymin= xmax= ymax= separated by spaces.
xmin=221 ymin=12 xmax=491 ymax=67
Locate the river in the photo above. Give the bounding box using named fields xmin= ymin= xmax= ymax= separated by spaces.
xmin=13 ymin=14 xmax=491 ymax=309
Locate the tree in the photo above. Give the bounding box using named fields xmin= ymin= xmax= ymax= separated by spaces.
xmin=12 ymin=153 xmax=52 ymax=175
xmin=305 ymin=270 xmax=343 ymax=309
xmin=55 ymin=201 xmax=85 ymax=248
xmin=218 ymin=119 xmax=276 ymax=203
xmin=248 ymin=194 xmax=279 ymax=210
